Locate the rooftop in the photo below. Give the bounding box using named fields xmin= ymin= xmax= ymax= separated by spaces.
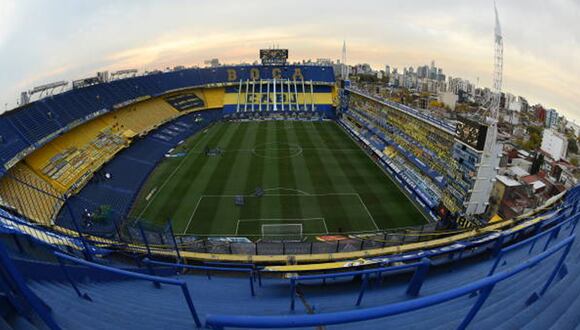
xmin=496 ymin=175 xmax=521 ymax=187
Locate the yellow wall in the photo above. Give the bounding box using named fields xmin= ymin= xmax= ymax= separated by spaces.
xmin=101 ymin=97 xmax=180 ymax=134
xmin=223 ymin=92 xmax=333 ymax=105
xmin=196 ymin=88 xmax=225 ymax=109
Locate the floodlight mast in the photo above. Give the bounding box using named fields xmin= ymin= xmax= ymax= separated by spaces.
xmin=464 ymin=1 xmax=504 ymax=216
xmin=488 ymin=0 xmax=503 ymax=125
xmin=482 ymin=1 xmax=503 ymax=156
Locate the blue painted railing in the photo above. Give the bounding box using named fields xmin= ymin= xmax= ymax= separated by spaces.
xmin=143 ymin=258 xmax=257 ymax=296
xmin=489 ymin=213 xmax=578 ymax=275
xmin=53 ymin=251 xmax=202 ymax=328
xmin=0 ymin=241 xmax=61 ymax=330
xmin=204 ymin=261 xmax=263 ymax=286
xmin=205 ymin=235 xmax=575 ymax=329
xmin=289 ymin=258 xmax=430 ymax=310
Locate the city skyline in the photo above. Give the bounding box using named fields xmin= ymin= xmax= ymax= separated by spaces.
xmin=0 ymin=0 xmax=578 ymax=122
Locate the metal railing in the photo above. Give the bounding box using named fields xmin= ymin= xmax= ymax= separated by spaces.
xmin=206 ymin=234 xmax=575 ymax=329
xmin=53 ymin=251 xmax=202 ymax=328
xmin=0 ymin=241 xmax=60 ymax=330
xmin=143 ymin=258 xmax=258 ymax=296
xmin=489 ymin=213 xmax=578 ymax=276
xmin=289 ymin=258 xmax=430 ymax=310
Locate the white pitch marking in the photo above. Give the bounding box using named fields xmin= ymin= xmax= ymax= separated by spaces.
xmin=356 ymin=193 xmax=380 ymax=230
xmin=136 ymin=125 xmax=217 ymax=219
xmin=183 ymin=196 xmax=204 ymax=234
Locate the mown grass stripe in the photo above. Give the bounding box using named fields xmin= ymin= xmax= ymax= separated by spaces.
xmin=295 ymin=122 xmax=351 ymax=233
xmin=275 ymin=121 xmax=304 ymax=226
xmin=321 ymin=122 xmax=426 ymax=227
xmin=188 ymin=123 xmax=250 ymax=234
xmin=134 ymin=123 xmax=229 ymax=226
xmin=239 ymin=122 xmax=268 ymax=222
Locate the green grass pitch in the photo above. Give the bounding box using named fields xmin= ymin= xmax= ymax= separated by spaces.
xmin=129 ymin=120 xmax=427 ymax=239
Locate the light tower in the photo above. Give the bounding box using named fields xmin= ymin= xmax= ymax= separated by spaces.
xmin=464 ymin=1 xmax=503 ymax=217
xmin=482 ymin=1 xmax=503 ymax=149
xmin=489 ymin=0 xmax=504 ymax=123
xmin=341 ymin=40 xmax=349 ymax=79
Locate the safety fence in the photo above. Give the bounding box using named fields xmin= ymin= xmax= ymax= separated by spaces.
xmin=206 ymin=234 xmax=576 ymax=329
xmin=53 ymin=251 xmax=202 ymax=328
xmin=0 ymin=203 xmax=577 ymax=330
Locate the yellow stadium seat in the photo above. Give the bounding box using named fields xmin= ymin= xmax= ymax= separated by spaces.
xmin=0 ymin=163 xmax=64 ymax=225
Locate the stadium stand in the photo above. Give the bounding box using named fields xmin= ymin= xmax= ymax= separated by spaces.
xmin=101 ymin=97 xmax=180 ymax=136
xmin=24 ymin=117 xmax=126 ymax=193
xmin=164 ymin=92 xmax=205 ymax=111
xmin=0 ymin=163 xmax=64 ymax=225
xmin=0 ymin=66 xmax=335 ymax=170
xmin=0 ymin=92 xmax=215 ymax=229
xmin=54 ymin=109 xmax=223 ymax=234
xmin=0 ymin=120 xmax=30 ymax=166
xmin=343 ymin=90 xmax=477 ymax=216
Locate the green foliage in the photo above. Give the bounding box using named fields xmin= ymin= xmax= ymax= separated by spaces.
xmin=568 ymin=138 xmax=578 ymax=154
xmin=523 ymin=126 xmax=543 ymax=151
xmin=356 ymin=74 xmax=379 ymax=83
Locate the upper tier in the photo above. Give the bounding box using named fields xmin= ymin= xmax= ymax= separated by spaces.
xmin=0 ymin=65 xmax=335 ymax=171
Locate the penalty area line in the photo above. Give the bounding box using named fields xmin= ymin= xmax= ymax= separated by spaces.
xmin=356 ymin=193 xmax=379 ymax=230
xmin=183 ymin=196 xmax=204 ymax=234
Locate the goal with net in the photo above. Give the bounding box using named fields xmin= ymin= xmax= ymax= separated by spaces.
xmin=261 ymin=223 xmax=303 ymax=241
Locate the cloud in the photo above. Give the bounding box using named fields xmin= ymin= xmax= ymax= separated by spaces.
xmin=0 ymin=0 xmax=578 ymax=121
xmin=0 ymin=0 xmax=18 ymax=47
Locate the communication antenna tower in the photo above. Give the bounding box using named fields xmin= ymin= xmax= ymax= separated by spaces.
xmin=341 ymin=40 xmax=349 ymax=79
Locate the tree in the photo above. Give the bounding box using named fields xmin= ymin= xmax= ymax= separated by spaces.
xmin=455 ymin=104 xmax=469 ymax=112
xmin=523 ymin=126 xmax=543 ymax=151
xmin=568 ymin=138 xmax=578 ymax=154
xmin=429 ymin=100 xmax=445 ymax=109
xmin=357 ymin=74 xmax=379 ymax=83
xmin=531 ymin=153 xmax=544 ymax=174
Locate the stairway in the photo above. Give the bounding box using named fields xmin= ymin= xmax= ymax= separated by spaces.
xmin=4 ymin=218 xmax=580 ymax=329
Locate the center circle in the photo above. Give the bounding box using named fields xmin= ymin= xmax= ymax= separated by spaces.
xmin=252 ymin=143 xmax=303 ymax=159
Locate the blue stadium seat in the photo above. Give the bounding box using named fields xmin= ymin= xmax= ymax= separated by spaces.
xmin=0 ymin=120 xmax=31 ymax=165
xmin=0 ymin=211 xmax=575 ymax=329
xmin=53 ymin=109 xmax=221 ymax=233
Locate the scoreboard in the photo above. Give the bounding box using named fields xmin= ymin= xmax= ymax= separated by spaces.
xmin=455 ymin=117 xmax=488 ymax=151
xmin=260 ymin=49 xmax=288 ymax=65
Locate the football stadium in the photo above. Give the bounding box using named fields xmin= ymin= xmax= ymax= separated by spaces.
xmin=1 ymin=4 xmax=580 ymax=330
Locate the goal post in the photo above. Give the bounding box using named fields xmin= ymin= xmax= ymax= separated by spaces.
xmin=261 ymin=223 xmax=303 ymax=241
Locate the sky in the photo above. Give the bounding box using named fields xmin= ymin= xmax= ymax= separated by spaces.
xmin=0 ymin=0 xmax=579 ymax=122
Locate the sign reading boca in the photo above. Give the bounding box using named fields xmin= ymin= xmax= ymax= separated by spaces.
xmin=226 ymin=67 xmax=305 ymax=82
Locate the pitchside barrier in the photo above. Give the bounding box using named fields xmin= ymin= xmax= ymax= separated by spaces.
xmin=81 ymin=205 xmax=578 ymax=265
